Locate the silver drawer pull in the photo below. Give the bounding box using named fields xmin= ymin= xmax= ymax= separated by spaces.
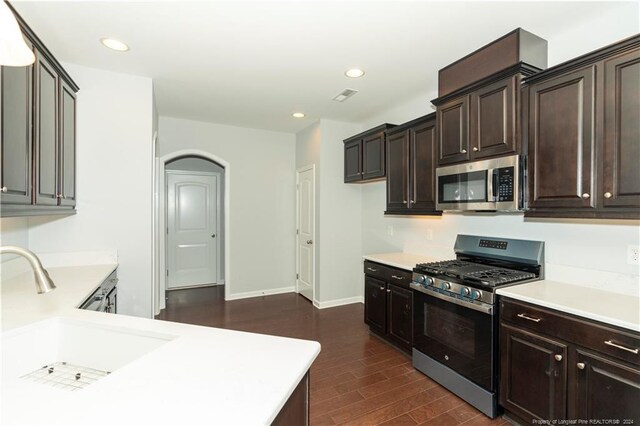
xmin=367 ymin=267 xmax=378 ymax=272
xmin=517 ymin=313 xmax=542 ymax=323
xmin=391 ymin=275 xmax=404 ymax=280
xmin=577 ymin=362 xmax=585 ymax=370
xmin=604 ymin=340 xmax=639 ymax=354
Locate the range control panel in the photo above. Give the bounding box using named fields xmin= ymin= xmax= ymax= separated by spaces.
xmin=479 ymin=239 xmax=508 ymax=250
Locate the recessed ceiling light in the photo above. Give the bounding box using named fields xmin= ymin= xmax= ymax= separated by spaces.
xmin=345 ymin=68 xmax=365 ymax=78
xmin=292 ymin=112 xmax=305 ymax=119
xmin=100 ymin=38 xmax=129 ymax=52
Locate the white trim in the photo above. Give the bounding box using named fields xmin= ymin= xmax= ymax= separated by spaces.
xmin=165 ymin=170 xmax=222 ymax=290
xmin=295 ymin=164 xmax=316 ymax=305
xmin=154 ymin=149 xmax=231 ymax=315
xmin=313 ymin=296 xmax=364 ymax=309
xmin=226 ymin=286 xmax=295 ymax=301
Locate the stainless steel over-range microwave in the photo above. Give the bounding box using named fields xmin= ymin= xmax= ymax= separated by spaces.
xmin=435 ymin=154 xmax=524 ymax=212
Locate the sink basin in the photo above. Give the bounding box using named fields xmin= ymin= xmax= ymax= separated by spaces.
xmin=2 ymin=317 xmax=175 ymax=385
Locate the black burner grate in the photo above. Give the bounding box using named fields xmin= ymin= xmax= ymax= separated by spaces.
xmin=415 ymin=260 xmax=536 ymax=287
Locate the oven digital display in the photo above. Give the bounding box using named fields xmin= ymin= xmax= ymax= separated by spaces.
xmin=479 ymin=239 xmax=508 ymax=250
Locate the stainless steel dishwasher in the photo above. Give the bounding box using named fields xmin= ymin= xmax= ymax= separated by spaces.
xmin=79 ymin=269 xmax=118 ymax=313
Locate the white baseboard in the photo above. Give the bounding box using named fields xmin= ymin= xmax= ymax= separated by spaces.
xmin=313 ymin=296 xmax=364 ymax=309
xmin=226 ymin=286 xmax=295 ymax=301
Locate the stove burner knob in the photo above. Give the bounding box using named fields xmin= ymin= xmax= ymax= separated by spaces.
xmin=441 ymin=282 xmax=451 ymax=290
xmin=426 ymin=277 xmax=434 ymax=286
xmin=461 ymin=287 xmax=471 ymax=297
xmin=472 ymin=290 xmax=482 ymax=300
xmin=416 ymin=275 xmax=425 ymax=283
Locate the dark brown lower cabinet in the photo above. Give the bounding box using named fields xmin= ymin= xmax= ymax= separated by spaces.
xmin=272 ymin=371 xmax=309 ymax=426
xmin=500 ymin=324 xmax=568 ymax=421
xmin=363 ymin=261 xmax=413 ymax=353
xmin=500 ymin=298 xmax=640 ymax=424
xmin=573 ymin=350 xmax=640 ymax=422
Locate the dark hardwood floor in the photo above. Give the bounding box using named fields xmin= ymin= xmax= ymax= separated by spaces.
xmin=156 ymin=286 xmax=509 ymax=425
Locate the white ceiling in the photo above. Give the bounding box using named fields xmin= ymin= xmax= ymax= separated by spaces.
xmin=11 ymin=1 xmax=639 ymax=133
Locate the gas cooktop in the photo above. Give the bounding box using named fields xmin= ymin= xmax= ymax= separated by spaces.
xmin=414 ymin=260 xmax=536 ymax=287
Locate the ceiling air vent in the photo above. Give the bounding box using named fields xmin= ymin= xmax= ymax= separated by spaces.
xmin=332 ymin=88 xmax=358 ymax=102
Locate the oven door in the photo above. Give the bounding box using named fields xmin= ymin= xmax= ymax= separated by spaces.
xmin=413 ymin=289 xmax=497 ymax=391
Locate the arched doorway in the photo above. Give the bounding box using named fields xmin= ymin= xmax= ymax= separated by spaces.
xmin=154 ymin=150 xmax=231 ymax=315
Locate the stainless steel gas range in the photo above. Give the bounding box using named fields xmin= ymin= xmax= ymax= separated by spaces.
xmin=411 ymin=234 xmax=544 ymax=418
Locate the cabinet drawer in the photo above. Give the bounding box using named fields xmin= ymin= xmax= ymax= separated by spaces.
xmin=363 ymin=261 xmax=412 ymax=289
xmin=501 ymin=298 xmax=640 ymax=367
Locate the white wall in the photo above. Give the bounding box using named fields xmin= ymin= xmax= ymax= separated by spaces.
xmin=358 ymin=15 xmax=640 ymax=295
xmin=317 ymin=119 xmax=364 ymax=304
xmin=158 ymin=116 xmax=296 ymax=298
xmin=27 ymin=64 xmax=155 ymax=318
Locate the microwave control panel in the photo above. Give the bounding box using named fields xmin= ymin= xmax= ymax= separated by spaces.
xmin=496 ymin=167 xmax=514 ymax=202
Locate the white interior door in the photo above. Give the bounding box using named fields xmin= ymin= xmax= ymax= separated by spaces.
xmin=167 ymin=172 xmax=218 ymax=289
xmin=296 ymin=166 xmax=315 ymax=301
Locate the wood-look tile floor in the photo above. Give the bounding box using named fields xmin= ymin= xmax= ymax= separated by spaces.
xmin=156 ymin=286 xmax=510 ymax=426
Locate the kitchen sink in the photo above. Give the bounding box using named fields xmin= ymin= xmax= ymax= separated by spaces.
xmin=2 ymin=317 xmax=175 ymax=386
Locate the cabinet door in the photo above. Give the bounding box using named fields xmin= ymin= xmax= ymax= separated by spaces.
xmin=34 ymin=53 xmax=59 ymax=206
xmin=386 ymin=130 xmax=409 ymax=212
xmin=437 ymin=95 xmax=469 ymax=165
xmin=58 ymin=80 xmax=76 ymax=207
xmin=364 ymin=276 xmax=387 ymax=335
xmin=500 ymin=323 xmax=568 ymax=422
xmin=470 ymin=75 xmax=517 ymax=159
xmin=344 ymin=140 xmax=362 ymax=182
xmin=410 ymin=118 xmax=438 ymax=212
xmin=602 ymin=48 xmax=640 ymax=210
xmin=528 ymin=66 xmax=596 ymax=211
xmin=386 ymin=283 xmax=412 ymax=351
xmin=362 ymin=132 xmax=385 ymax=180
xmin=1 ymin=56 xmax=33 ymax=205
xmin=573 ymin=349 xmax=640 ymax=423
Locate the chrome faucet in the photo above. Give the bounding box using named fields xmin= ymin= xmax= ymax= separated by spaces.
xmin=0 ymin=246 xmax=56 ymax=293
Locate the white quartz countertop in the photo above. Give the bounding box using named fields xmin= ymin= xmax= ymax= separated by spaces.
xmin=363 ymin=252 xmax=445 ymax=271
xmin=1 ymin=263 xmax=321 ymax=425
xmin=497 ymin=280 xmax=640 ymax=333
xmin=1 ymin=263 xmax=118 ymax=331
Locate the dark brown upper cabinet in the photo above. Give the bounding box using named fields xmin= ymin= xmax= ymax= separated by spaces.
xmin=385 ymin=114 xmax=440 ymax=215
xmin=343 ymin=124 xmax=395 ymax=183
xmin=525 ymin=34 xmax=640 ymax=219
xmin=1 ymin=41 xmax=33 ymax=206
xmin=434 ymin=29 xmax=547 ymax=167
xmin=0 ymin=5 xmax=79 ymax=217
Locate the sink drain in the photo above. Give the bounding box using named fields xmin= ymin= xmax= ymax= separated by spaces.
xmin=21 ymin=362 xmax=110 ymax=391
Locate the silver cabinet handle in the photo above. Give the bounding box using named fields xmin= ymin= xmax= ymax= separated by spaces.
xmin=410 ymin=200 xmax=415 ymax=204
xmin=306 ymin=240 xmax=313 ymax=244
xmin=386 ymin=288 xmax=391 ymax=293
xmin=472 ymin=147 xmax=479 ymax=152
xmin=403 ymin=200 xmax=407 ymax=204
xmin=517 ymin=313 xmax=542 ymax=323
xmin=460 ymin=149 xmax=467 ymax=154
xmin=577 ymin=362 xmax=585 ymax=370
xmin=391 ymin=275 xmax=404 ymax=280
xmin=379 ymin=286 xmax=385 ymax=291
xmin=604 ymin=340 xmax=639 ymax=354
xmin=604 ymin=192 xmax=612 ymax=199
xmin=581 ymin=193 xmax=590 ymax=199
xmin=56 ymin=193 xmax=66 ymax=199
xmin=367 ymin=267 xmax=378 ymax=272
xmin=554 ymin=354 xmax=563 ymax=361
xmin=1 ymin=186 xmax=7 ymax=193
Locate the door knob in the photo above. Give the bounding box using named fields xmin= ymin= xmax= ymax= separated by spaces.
xmin=472 ymin=147 xmax=479 ymax=152
xmin=460 ymin=149 xmax=467 ymax=154
xmin=604 ymin=192 xmax=612 ymax=199
xmin=554 ymin=354 xmax=563 ymax=361
xmin=577 ymin=362 xmax=585 ymax=370
xmin=307 ymin=240 xmax=313 ymax=244
xmin=581 ymin=193 xmax=590 ymax=199
xmin=211 ymin=234 xmax=216 ymax=238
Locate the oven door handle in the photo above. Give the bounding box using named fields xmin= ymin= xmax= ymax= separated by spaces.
xmin=412 ymin=285 xmax=494 ymax=315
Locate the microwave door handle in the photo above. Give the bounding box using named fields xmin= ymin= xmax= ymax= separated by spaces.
xmin=488 ymin=169 xmax=499 ymax=202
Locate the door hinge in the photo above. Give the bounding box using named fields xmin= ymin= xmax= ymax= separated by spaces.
xmin=166 ymin=227 xmax=169 ymax=234
xmin=296 ymin=229 xmax=299 ymax=235
xmin=166 ymin=269 xmax=169 ymax=276
xmin=296 ymin=273 xmax=299 ymax=279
